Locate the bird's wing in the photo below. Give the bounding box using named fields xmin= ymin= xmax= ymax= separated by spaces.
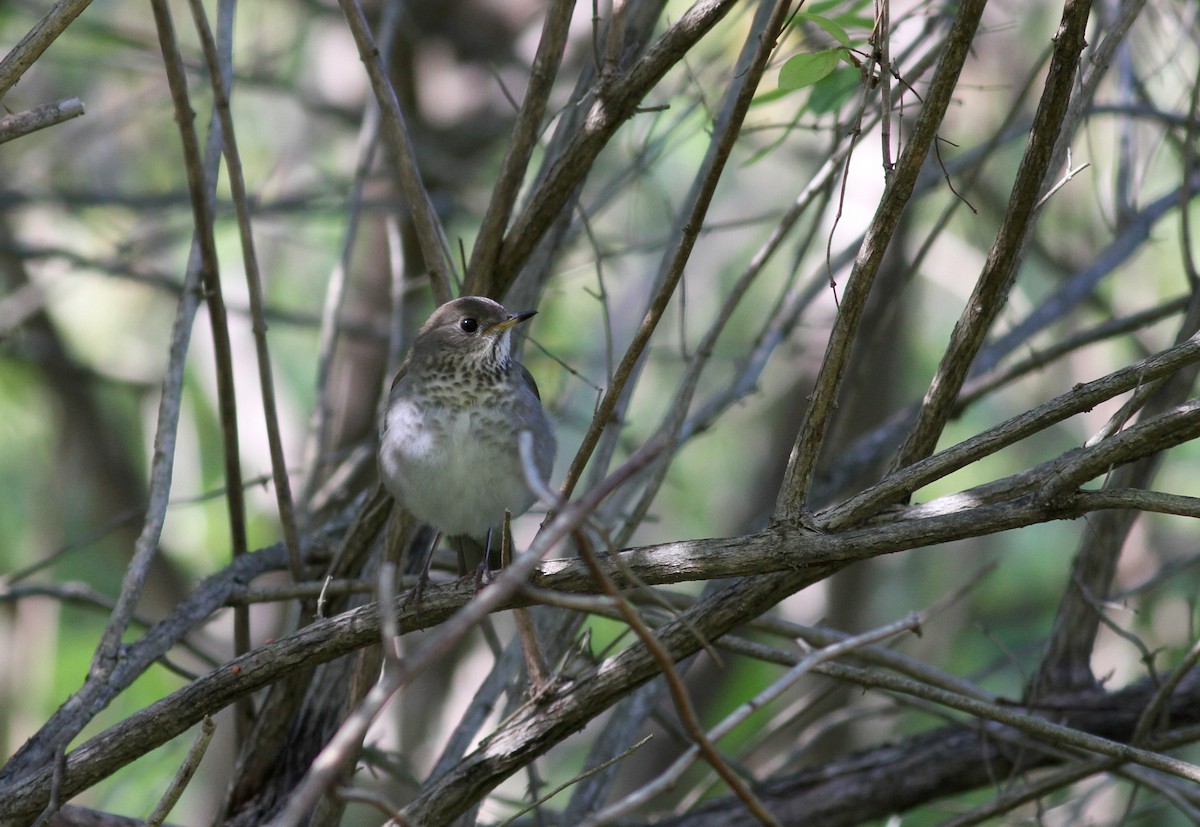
xmin=388 ymin=359 xmax=409 ymax=393
xmin=380 ymin=359 xmax=411 ymax=437
xmin=385 ymin=355 xmax=413 ymax=403
xmin=517 ymin=362 xmax=542 ymax=401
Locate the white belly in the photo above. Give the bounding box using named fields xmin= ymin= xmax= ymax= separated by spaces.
xmin=379 ymin=400 xmax=541 ymax=538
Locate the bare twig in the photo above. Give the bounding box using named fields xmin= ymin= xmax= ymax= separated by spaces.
xmin=467 ymin=0 xmax=576 ymax=294
xmin=336 ymin=0 xmax=454 ymax=303
xmin=1037 ymin=398 xmax=1200 ymax=502
xmin=874 ymin=0 xmax=894 ymax=177
xmin=144 ymin=717 xmax=216 ymax=827
xmin=774 ymin=0 xmax=988 ymax=520
xmin=613 ymin=0 xmax=833 ymax=547
xmin=300 ymin=1 xmax=398 ymax=508
xmin=822 ymin=332 xmax=1200 ymax=530
xmin=575 ymin=527 xmax=783 ymax=826
xmin=891 ymin=0 xmax=1095 ymax=470
xmin=581 ymin=613 xmax=921 ymax=825
xmin=186 ymin=0 xmax=304 ymax=583
xmin=0 ymin=97 xmax=84 ymax=144
xmin=505 ymin=507 xmax=551 ymax=693
xmin=0 ymin=0 xmax=92 ymax=97
xmin=148 ymin=0 xmax=253 ymax=743
xmin=494 ymin=0 xmax=743 ymax=290
xmin=979 ymin=178 xmax=1200 ymax=374
xmin=267 ymin=561 xmax=402 ymax=827
xmin=498 ymin=735 xmax=653 ymax=827
xmin=559 ymin=0 xmax=794 ymax=505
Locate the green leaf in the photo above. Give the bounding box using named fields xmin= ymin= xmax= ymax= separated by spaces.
xmin=807 ymin=66 xmax=862 ymax=114
xmin=806 ymin=0 xmax=870 ymax=15
xmin=779 ymin=49 xmax=841 ymax=91
xmin=794 ymin=11 xmax=852 ymax=47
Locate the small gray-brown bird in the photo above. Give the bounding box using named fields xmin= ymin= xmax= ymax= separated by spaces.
xmin=379 ymin=296 xmax=556 ymax=593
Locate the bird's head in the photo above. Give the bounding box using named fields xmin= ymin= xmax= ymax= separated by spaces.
xmin=412 ymin=296 xmax=537 ymax=372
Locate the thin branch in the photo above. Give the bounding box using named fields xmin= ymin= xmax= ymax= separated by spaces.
xmin=1181 ymin=42 xmax=1200 ymax=290
xmin=581 ymin=613 xmax=921 ymax=825
xmin=266 ymin=562 xmax=402 ymax=826
xmin=773 ymin=0 xmax=988 ymax=521
xmin=186 ymin=0 xmax=304 ymax=584
xmin=961 ymin=295 xmax=1191 ymax=407
xmin=979 ymin=177 xmax=1200 ymax=374
xmin=144 ymin=717 xmax=216 ymax=827
xmin=227 ymin=578 xmax=374 ymax=605
xmin=602 ymin=0 xmax=629 ymax=80
xmin=874 ymin=0 xmax=894 ymax=178
xmin=1044 ymin=0 xmax=1148 ymax=206
xmin=614 ymin=0 xmax=838 ymax=548
xmin=299 ymin=29 xmax=386 ymax=509
xmin=1037 ymin=397 xmax=1200 ymax=502
xmin=822 ymin=332 xmax=1200 ymax=530
xmin=0 ymin=0 xmax=92 ymax=97
xmin=1071 ymin=488 xmax=1200 ymax=519
xmin=558 ymin=0 xmax=793 ymax=505
xmin=466 ymin=0 xmax=576 ymax=294
xmin=146 ymin=0 xmax=253 ymax=744
xmin=499 ymin=735 xmax=653 ymax=827
xmin=0 ymin=97 xmax=85 ymax=144
xmin=698 ymin=638 xmax=1200 ymax=826
xmin=575 ymin=529 xmax=783 ymax=827
xmin=335 ymin=0 xmax=454 ymax=303
xmin=891 ymin=0 xmax=1095 ymax=470
xmin=494 ymin=0 xmax=743 ymax=292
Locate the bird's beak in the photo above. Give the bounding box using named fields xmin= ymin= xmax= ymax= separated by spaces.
xmin=486 ymin=310 xmax=537 ymax=334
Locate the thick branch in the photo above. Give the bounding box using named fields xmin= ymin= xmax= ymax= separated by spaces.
xmin=3 ymin=482 xmax=1190 ymax=820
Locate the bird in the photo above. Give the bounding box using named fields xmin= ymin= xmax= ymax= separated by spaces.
xmin=378 ymin=296 xmax=556 ymax=599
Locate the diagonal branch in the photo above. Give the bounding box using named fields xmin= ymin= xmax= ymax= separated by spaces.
xmin=466 ymin=0 xmax=576 ymax=295
xmin=0 ymin=97 xmax=84 ymax=144
xmin=891 ymin=0 xmax=1094 ymax=471
xmin=492 ymin=0 xmax=742 ymax=294
xmin=0 ymin=0 xmax=92 ymax=97
xmin=823 ymin=330 xmax=1200 ymax=530
xmin=1032 ymin=292 xmax=1200 ymax=694
xmin=336 ymin=0 xmax=454 ymax=304
xmin=185 ymin=0 xmax=304 ymax=585
xmin=773 ymin=0 xmax=988 ymax=522
xmin=558 ymin=0 xmax=794 ymax=504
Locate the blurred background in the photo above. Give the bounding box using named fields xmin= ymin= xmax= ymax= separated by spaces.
xmin=3 ymin=0 xmax=1200 ymax=824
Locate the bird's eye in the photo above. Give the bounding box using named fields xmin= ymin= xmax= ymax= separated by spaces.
xmin=460 ymin=318 xmax=479 ymax=333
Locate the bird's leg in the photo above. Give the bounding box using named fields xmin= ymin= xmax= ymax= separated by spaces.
xmin=472 ymin=528 xmax=495 ymax=592
xmin=405 ymin=530 xmax=442 ymax=613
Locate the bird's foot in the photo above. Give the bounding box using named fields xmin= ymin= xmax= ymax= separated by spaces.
xmin=403 ymin=570 xmax=431 ymax=621
xmin=471 ymin=557 xmax=494 ymax=594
